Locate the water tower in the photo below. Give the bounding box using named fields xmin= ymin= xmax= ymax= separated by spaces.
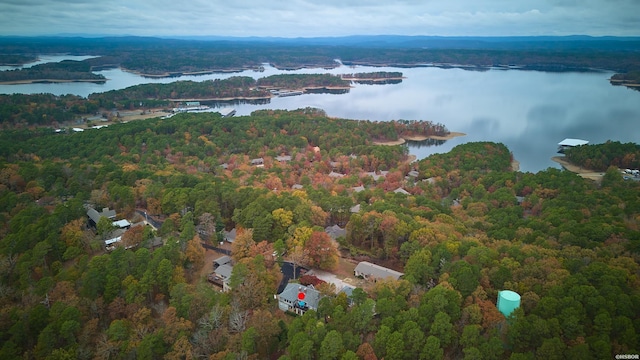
xmin=497 ymin=290 xmax=521 ymax=317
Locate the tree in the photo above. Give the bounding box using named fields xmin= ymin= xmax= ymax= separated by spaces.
xmin=61 ymin=218 xmax=85 ymax=248
xmin=289 ymin=332 xmax=314 ymax=360
xmin=231 ymin=228 xmax=255 ymax=262
xmin=356 ymin=342 xmax=378 ymax=360
xmin=320 ymin=330 xmax=344 ymax=360
xmin=430 ymin=311 xmax=455 ymax=347
xmin=184 ymin=234 xmax=205 ymax=275
xmin=289 ymin=246 xmax=310 ymax=279
xmin=305 ymin=231 xmax=339 ymax=270
xmin=535 ymin=337 xmax=566 ymax=360
xmin=96 ymin=216 xmax=116 ymax=239
xmin=197 ymin=212 xmax=217 ymax=240
xmin=421 ymin=336 xmax=443 ymax=360
xmin=404 ymin=248 xmax=434 ymax=285
xmin=121 ymin=225 xmax=145 ymax=249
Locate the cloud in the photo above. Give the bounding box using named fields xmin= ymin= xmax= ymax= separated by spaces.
xmin=0 ymin=0 xmax=638 ymax=37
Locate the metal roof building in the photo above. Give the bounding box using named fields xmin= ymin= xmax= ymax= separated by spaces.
xmin=354 ymin=261 xmax=404 ymax=281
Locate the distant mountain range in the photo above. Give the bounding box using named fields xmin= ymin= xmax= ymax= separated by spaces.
xmin=1 ymin=34 xmax=639 ymax=52
xmin=161 ymin=35 xmax=640 ymax=51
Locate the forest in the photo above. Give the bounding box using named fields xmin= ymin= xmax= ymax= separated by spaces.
xmin=610 ymin=71 xmax=640 ymax=91
xmin=1 ymin=36 xmax=639 ymax=81
xmin=0 ymin=60 xmax=106 ymax=84
xmin=0 ymin=109 xmax=638 ymax=359
xmin=0 ymin=73 xmax=389 ymax=128
xmin=256 ymin=74 xmax=350 ymax=89
xmin=0 ymin=54 xmax=37 ymax=66
xmin=564 ymin=141 xmax=640 ymax=171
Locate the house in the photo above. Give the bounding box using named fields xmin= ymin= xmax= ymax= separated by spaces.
xmin=208 ymin=263 xmax=234 ymax=292
xmin=276 ymin=155 xmax=292 ymax=162
xmin=87 ymin=207 xmax=117 ymax=227
xmin=328 ymin=171 xmax=345 ymax=178
xmin=407 ymin=170 xmax=419 ymax=178
xmin=218 ymin=108 xmax=236 ymax=117
xmin=277 ymin=283 xmax=322 ymax=315
xmin=350 ymin=204 xmax=361 ymax=213
xmin=394 ymin=187 xmax=410 ymax=195
xmin=292 ymin=184 xmax=304 ymax=190
xmin=104 ymin=228 xmax=127 ymax=251
xmin=213 ymin=255 xmax=232 ymax=268
xmin=145 ymin=236 xmax=164 ymax=250
xmin=354 ymin=261 xmax=404 ymax=281
xmin=352 ymin=185 xmax=365 ymax=193
xmin=112 ymin=219 xmax=131 ymax=229
xmin=423 ymin=177 xmax=436 ymax=185
xmin=338 ymin=285 xmax=357 ymax=306
xmin=325 ymin=224 xmax=346 ymax=240
xmin=250 ymin=158 xmax=264 ymax=167
xmin=105 ymin=222 xmax=147 ymax=251
xmin=557 ymin=138 xmax=588 ymax=153
xmin=364 ymin=171 xmax=388 ymax=181
xmin=224 ymin=228 xmax=237 ymax=243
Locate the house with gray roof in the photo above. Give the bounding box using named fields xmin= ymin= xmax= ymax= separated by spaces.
xmin=354 ymin=261 xmax=404 ymax=281
xmin=208 ymin=263 xmax=234 ymax=292
xmin=224 ymin=228 xmax=237 ymax=243
xmin=213 ymin=255 xmax=232 ymax=268
xmin=407 ymin=170 xmax=419 ymax=178
xmin=394 ymin=187 xmax=410 ymax=195
xmin=250 ymin=158 xmax=264 ymax=166
xmin=325 ymin=224 xmax=346 ymax=240
xmin=277 ymin=283 xmax=322 ymax=315
xmin=87 ymin=207 xmax=117 ymax=227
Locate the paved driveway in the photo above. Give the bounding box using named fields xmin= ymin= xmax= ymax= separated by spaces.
xmin=308 ymin=269 xmax=357 ymax=291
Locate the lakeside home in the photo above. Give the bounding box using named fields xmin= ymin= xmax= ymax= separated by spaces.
xmin=558 ymin=138 xmax=589 ymax=153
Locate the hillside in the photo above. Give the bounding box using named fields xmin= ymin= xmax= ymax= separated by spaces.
xmin=0 ymin=110 xmax=638 ymax=358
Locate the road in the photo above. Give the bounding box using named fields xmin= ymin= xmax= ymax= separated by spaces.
xmin=135 ymin=209 xmax=163 ymax=229
xmin=277 ymin=261 xmax=307 ymax=294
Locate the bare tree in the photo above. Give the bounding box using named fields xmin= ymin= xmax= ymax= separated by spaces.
xmin=197 ymin=212 xmax=216 ymax=240
xmin=228 ymin=301 xmax=248 ymax=333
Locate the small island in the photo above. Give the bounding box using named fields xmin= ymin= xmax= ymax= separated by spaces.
xmin=341 ymin=71 xmax=404 ymax=84
xmin=0 ymin=59 xmax=106 ymax=84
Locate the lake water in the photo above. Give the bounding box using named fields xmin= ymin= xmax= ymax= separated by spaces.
xmin=1 ymin=57 xmax=639 ymax=173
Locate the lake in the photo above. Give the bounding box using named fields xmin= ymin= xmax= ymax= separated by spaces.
xmin=1 ymin=57 xmax=639 ymax=173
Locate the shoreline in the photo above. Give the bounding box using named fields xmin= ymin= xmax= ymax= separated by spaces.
xmin=0 ymin=78 xmax=107 ymax=85
xmin=551 ymin=156 xmax=604 ymax=182
xmin=373 ymin=131 xmax=466 ymax=146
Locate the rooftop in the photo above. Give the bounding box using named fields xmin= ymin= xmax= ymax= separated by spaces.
xmin=354 ymin=261 xmax=404 ymax=281
xmin=558 ymin=138 xmax=589 ymax=147
xmin=279 ymin=283 xmax=322 ymax=310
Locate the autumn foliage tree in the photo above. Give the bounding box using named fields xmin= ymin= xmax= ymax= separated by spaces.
xmin=306 ymin=231 xmax=339 ymax=270
xmin=184 ymin=234 xmax=206 ymax=277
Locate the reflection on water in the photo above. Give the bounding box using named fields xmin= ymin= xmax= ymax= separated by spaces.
xmin=406 ymin=138 xmax=447 ymax=148
xmin=304 ymin=88 xmax=350 ymax=95
xmin=351 ymin=79 xmax=403 ymax=85
xmin=202 ymin=98 xmax=271 ymax=107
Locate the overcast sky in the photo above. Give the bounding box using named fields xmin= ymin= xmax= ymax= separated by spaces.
xmin=1 ymin=0 xmax=639 ymax=38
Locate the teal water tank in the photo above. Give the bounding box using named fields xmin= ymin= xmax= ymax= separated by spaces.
xmin=497 ymin=290 xmax=521 ymax=317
